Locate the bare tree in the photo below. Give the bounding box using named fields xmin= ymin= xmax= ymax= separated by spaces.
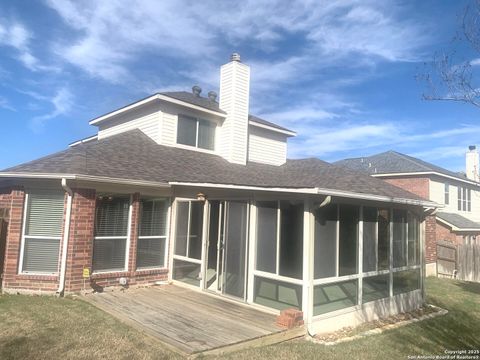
xmin=418 ymin=0 xmax=480 ymax=107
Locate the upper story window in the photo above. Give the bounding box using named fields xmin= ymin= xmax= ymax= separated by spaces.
xmin=177 ymin=115 xmax=216 ymax=151
xmin=444 ymin=183 xmax=449 ymax=205
xmin=457 ymin=186 xmax=471 ymax=212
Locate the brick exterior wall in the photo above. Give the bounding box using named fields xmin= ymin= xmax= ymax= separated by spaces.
xmin=436 ymin=221 xmax=465 ymax=245
xmin=1 ymin=187 xmax=170 ymax=294
xmin=383 ymin=177 xmax=430 ymax=200
xmin=1 ymin=188 xmax=66 ymax=293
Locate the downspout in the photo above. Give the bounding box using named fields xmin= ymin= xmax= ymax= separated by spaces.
xmin=57 ymin=178 xmax=73 ymax=295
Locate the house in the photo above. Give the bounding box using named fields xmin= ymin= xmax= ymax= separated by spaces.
xmin=0 ymin=54 xmax=437 ymax=335
xmin=336 ymin=149 xmax=480 ymax=277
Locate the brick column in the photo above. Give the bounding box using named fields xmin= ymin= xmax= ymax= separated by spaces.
xmin=127 ymin=193 xmax=140 ymax=273
xmin=64 ymin=188 xmax=96 ymax=292
xmin=1 ymin=188 xmax=25 ymax=289
xmin=425 ymin=215 xmax=437 ymax=264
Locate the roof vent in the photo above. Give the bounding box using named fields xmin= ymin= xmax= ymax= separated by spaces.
xmin=207 ymin=91 xmax=218 ymax=102
xmin=230 ymin=52 xmax=241 ymax=62
xmin=192 ymin=85 xmax=202 ymax=97
xmin=469 ymin=145 xmax=476 ymax=151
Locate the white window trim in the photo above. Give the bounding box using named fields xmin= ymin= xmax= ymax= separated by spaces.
xmin=18 ymin=193 xmax=63 ymax=276
xmin=92 ymin=196 xmax=132 ymax=275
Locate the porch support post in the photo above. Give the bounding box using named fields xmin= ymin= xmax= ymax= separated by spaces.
xmin=302 ymin=198 xmax=314 ymax=333
xmin=420 ymin=215 xmax=426 ymax=303
xmin=247 ymin=201 xmax=257 ymax=304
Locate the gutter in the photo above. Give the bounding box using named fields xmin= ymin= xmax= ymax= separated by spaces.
xmin=57 ymin=178 xmax=73 ymax=295
xmin=0 ymin=172 xmax=171 ymax=188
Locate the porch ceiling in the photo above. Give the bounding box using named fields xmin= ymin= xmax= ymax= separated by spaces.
xmin=84 ymin=285 xmax=285 ymax=355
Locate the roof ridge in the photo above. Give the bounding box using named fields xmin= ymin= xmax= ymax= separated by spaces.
xmin=384 ymin=150 xmax=433 ymax=172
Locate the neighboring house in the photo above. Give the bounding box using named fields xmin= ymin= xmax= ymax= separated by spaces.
xmin=336 ymin=149 xmax=480 ymax=277
xmin=0 ymin=54 xmax=436 ymax=335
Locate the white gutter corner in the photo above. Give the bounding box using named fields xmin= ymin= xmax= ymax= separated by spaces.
xmin=57 ymin=178 xmax=73 ymax=295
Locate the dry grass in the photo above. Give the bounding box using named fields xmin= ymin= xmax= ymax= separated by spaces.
xmin=0 ymin=294 xmax=180 ymax=360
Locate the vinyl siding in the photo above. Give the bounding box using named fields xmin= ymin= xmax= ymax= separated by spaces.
xmin=98 ymin=104 xmax=162 ymax=143
xmin=430 ymin=178 xmax=480 ymax=222
xmin=161 ymin=111 xmax=177 ymax=146
xmin=248 ymin=126 xmax=287 ymax=166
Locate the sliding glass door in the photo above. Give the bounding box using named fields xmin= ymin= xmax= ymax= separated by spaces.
xmin=205 ymin=200 xmax=249 ymax=301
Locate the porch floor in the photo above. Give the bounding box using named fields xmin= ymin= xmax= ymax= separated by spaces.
xmin=84 ymin=284 xmax=290 ymax=355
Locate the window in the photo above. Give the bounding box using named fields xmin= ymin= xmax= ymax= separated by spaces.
xmin=136 ymin=199 xmax=168 ymax=269
xmin=93 ymin=197 xmax=130 ymax=272
xmin=21 ymin=191 xmax=64 ymax=273
xmin=177 ymin=115 xmax=216 ymax=150
xmin=458 ymin=187 xmax=471 ymax=212
xmin=444 ymin=183 xmax=449 ymax=205
xmin=255 ymin=201 xmax=303 ymax=280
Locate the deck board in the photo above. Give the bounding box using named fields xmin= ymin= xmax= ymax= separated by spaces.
xmin=85 ymin=285 xmax=283 ymax=354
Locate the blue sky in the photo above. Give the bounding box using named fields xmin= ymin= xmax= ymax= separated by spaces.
xmin=1 ymin=0 xmax=479 ymax=172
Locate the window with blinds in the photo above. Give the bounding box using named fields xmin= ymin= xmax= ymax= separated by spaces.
xmin=92 ymin=197 xmax=130 ymax=272
xmin=21 ymin=191 xmax=65 ymax=273
xmin=136 ymin=199 xmax=168 ymax=269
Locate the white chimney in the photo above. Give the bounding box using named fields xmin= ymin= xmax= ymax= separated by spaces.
xmin=466 ymin=145 xmax=479 ymax=181
xmin=218 ymin=53 xmax=250 ymax=165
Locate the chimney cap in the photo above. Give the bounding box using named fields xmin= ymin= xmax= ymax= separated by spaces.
xmin=207 ymin=91 xmax=218 ymax=102
xmin=469 ymin=145 xmax=477 ymax=151
xmin=192 ymin=85 xmax=202 ymax=97
xmin=231 ymin=52 xmax=241 ymax=62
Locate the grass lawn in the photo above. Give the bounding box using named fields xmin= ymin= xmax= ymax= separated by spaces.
xmin=0 ymin=277 xmax=479 ymax=359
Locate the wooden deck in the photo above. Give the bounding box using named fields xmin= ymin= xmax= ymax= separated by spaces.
xmin=85 ymin=285 xmax=299 ymax=355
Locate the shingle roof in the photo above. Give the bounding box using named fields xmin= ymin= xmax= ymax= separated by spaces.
xmin=248 ymin=114 xmax=295 ymax=134
xmin=1 ymin=130 xmax=427 ymax=202
xmin=161 ymin=91 xmax=227 ymax=114
xmin=335 ymin=150 xmax=470 ymax=182
xmin=437 ymin=212 xmax=480 ymax=230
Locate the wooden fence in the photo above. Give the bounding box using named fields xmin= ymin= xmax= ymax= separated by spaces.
xmin=436 ymin=241 xmax=457 ymax=278
xmin=457 ymin=243 xmax=480 ymax=282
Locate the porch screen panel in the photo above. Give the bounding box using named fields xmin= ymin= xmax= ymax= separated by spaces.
xmin=393 ymin=209 xmax=407 ymax=268
xmin=189 ymin=202 xmax=204 ymax=260
xmin=174 ymin=202 xmax=189 ymax=256
xmin=313 ymin=279 xmax=358 ymax=316
xmin=378 ymin=209 xmax=390 ymax=270
xmin=254 ymin=277 xmax=302 ymax=311
xmin=363 ymin=207 xmax=377 ymax=273
xmin=93 ymin=197 xmax=130 ymax=272
xmin=393 ymin=269 xmax=420 ymax=295
xmin=137 ymin=199 xmax=168 ymax=269
xmin=314 ymin=204 xmax=337 ymax=279
xmin=279 ymin=201 xmax=303 ymax=279
xmin=407 ymin=212 xmax=420 ymax=266
xmin=339 ymin=205 xmax=359 ymax=276
xmin=22 ymin=191 xmax=64 ymax=273
xmin=256 ymin=201 xmax=277 ymax=273
xmin=363 ymin=274 xmax=390 ymax=303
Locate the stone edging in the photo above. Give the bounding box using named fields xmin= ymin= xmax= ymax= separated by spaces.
xmin=307 ymin=304 xmax=448 ymax=346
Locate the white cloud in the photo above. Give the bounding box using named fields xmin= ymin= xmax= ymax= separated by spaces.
xmin=44 ymin=0 xmax=430 ymax=85
xmin=0 ymin=96 xmax=15 ymax=111
xmin=0 ymin=18 xmax=57 ymax=72
xmin=21 ymin=87 xmax=75 ymax=130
